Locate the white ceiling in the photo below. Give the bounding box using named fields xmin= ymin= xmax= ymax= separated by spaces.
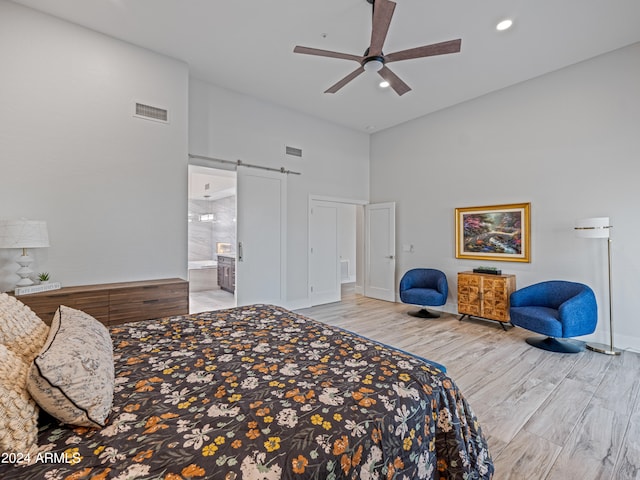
xmin=12 ymin=0 xmax=640 ymax=133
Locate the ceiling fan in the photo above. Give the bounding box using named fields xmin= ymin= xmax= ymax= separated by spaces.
xmin=294 ymin=0 xmax=461 ymax=96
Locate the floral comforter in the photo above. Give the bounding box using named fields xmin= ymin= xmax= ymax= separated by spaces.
xmin=2 ymin=304 xmax=493 ymax=479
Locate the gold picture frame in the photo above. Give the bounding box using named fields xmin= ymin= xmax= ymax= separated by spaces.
xmin=455 ymin=202 xmax=531 ymax=262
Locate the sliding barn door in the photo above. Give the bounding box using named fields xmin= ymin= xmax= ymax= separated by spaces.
xmin=235 ymin=166 xmax=287 ymax=306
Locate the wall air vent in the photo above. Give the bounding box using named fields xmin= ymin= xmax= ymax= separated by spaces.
xmin=134 ymin=102 xmax=169 ymax=123
xmin=285 ymin=145 xmax=303 ymax=158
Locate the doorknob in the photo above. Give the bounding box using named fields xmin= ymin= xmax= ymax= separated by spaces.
xmin=387 ymin=255 xmax=395 ymax=259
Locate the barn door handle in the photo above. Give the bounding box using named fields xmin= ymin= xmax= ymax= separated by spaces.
xmin=238 ymin=241 xmax=243 ymax=262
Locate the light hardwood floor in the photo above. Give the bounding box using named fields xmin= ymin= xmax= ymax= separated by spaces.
xmin=190 ymin=288 xmax=235 ymax=314
xmin=296 ymin=285 xmax=640 ymax=480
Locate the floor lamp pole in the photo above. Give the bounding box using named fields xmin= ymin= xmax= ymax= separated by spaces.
xmin=607 ymin=237 xmax=614 ymax=351
xmin=586 ymin=236 xmax=622 ymax=356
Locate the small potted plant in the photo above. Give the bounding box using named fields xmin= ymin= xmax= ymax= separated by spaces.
xmin=38 ymin=272 xmax=50 ymax=284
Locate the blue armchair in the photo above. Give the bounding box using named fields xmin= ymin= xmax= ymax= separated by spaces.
xmin=509 ymin=280 xmax=597 ymax=353
xmin=399 ymin=268 xmax=448 ymax=318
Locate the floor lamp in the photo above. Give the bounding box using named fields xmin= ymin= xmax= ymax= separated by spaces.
xmin=574 ymin=217 xmax=622 ymax=356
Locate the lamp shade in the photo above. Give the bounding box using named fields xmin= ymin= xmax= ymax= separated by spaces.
xmin=575 ymin=217 xmax=611 ymax=239
xmin=0 ymin=220 xmax=50 ymax=248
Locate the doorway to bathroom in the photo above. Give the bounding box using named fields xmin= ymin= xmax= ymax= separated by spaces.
xmin=188 ymin=164 xmax=236 ymax=313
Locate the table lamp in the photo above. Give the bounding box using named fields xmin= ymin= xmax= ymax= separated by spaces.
xmin=0 ymin=219 xmax=50 ymax=288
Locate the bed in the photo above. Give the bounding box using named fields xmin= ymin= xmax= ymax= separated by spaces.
xmin=1 ymin=300 xmax=493 ymax=479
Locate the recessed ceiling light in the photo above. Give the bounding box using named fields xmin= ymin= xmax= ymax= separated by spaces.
xmin=496 ymin=19 xmax=513 ymax=31
xmin=379 ymin=81 xmax=390 ymax=88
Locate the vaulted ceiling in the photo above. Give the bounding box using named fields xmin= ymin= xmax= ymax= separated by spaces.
xmin=12 ymin=0 xmax=640 ymax=133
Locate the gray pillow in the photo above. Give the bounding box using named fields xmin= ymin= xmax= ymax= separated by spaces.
xmin=27 ymin=305 xmax=114 ymax=427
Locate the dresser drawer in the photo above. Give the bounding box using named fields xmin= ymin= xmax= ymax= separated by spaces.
xmin=16 ymin=290 xmax=109 ymax=325
xmin=109 ymin=281 xmax=189 ymax=325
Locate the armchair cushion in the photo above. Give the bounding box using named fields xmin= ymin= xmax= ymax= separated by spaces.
xmin=399 ymin=269 xmax=448 ymax=307
xmin=510 ymin=281 xmax=597 ymax=339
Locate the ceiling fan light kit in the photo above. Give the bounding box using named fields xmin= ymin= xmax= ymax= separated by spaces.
xmin=363 ymin=57 xmax=384 ymax=72
xmin=294 ymin=0 xmax=461 ymax=96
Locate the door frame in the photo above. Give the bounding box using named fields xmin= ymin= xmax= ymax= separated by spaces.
xmin=188 ymin=156 xmax=288 ymax=309
xmin=187 ymin=162 xmax=237 ymax=311
xmin=307 ymin=195 xmax=367 ymax=307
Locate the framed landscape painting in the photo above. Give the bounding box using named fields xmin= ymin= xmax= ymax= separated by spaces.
xmin=455 ymin=203 xmax=531 ymax=262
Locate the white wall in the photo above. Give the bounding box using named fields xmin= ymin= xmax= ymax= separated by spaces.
xmin=371 ymin=42 xmax=640 ymax=351
xmin=189 ymin=78 xmax=370 ymax=307
xmin=0 ymin=2 xmax=189 ymax=291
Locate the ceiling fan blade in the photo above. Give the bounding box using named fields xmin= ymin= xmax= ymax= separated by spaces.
xmin=294 ymin=46 xmax=363 ymax=63
xmin=325 ymin=66 xmax=366 ymax=94
xmin=369 ymin=0 xmax=396 ymax=57
xmin=378 ymin=66 xmax=411 ymax=96
xmin=384 ymin=39 xmax=462 ymax=63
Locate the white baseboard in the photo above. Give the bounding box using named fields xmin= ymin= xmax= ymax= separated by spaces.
xmin=283 ymin=298 xmax=311 ymax=311
xmin=581 ymin=331 xmax=640 ymax=353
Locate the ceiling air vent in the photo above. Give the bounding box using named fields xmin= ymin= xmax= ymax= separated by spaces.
xmin=134 ymin=102 xmax=169 ymax=123
xmin=285 ymin=145 xmax=303 ymax=158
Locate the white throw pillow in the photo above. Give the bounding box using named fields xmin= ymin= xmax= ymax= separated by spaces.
xmin=0 ymin=344 xmax=39 ymax=455
xmin=27 ymin=305 xmax=114 ymax=428
xmin=0 ymin=292 xmax=49 ymax=363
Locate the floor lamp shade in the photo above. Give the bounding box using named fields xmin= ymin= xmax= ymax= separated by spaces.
xmin=0 ymin=219 xmax=50 ymax=288
xmin=575 ymin=217 xmax=611 ymax=239
xmin=574 ymin=216 xmax=621 ymax=355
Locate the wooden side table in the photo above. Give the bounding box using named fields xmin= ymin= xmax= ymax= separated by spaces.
xmin=457 ymin=271 xmax=516 ymax=329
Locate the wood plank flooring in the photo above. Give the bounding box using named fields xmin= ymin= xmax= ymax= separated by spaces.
xmin=296 ymin=285 xmax=640 ymax=480
xmin=189 ymin=288 xmax=235 ymax=314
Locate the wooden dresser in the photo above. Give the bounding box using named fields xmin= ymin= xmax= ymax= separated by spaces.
xmin=14 ymin=278 xmax=189 ymax=326
xmin=457 ymin=271 xmax=516 ymax=325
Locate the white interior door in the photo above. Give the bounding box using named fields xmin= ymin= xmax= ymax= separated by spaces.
xmin=364 ymin=202 xmax=396 ymax=302
xmin=309 ymin=200 xmax=341 ymax=306
xmin=236 ymin=166 xmax=286 ymax=306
